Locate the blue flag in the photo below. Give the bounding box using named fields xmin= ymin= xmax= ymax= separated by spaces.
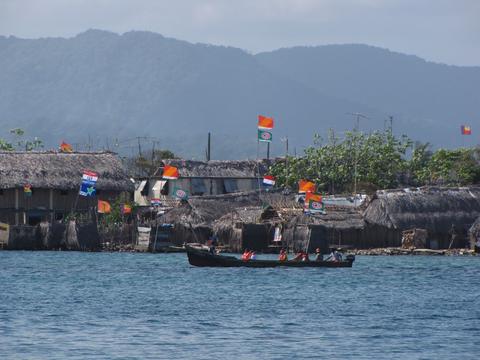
xmin=79 ymin=180 xmax=96 ymax=197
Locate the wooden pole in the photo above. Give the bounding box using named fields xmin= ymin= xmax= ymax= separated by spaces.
xmin=207 ymin=132 xmax=211 ymax=161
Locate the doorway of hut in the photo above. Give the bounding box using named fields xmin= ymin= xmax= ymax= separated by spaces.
xmin=241 ymin=224 xmax=274 ymax=252
xmin=307 ymin=226 xmax=330 ymax=254
xmin=27 ymin=209 xmax=48 ymax=226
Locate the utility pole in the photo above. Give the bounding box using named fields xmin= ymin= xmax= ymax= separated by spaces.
xmin=206 ymin=132 xmax=211 ymax=161
xmin=137 ymin=137 xmax=142 ymax=157
xmin=151 ymin=139 xmax=160 ymax=168
xmin=281 ymin=137 xmax=289 ymax=186
xmin=347 ymin=112 xmax=368 ymax=206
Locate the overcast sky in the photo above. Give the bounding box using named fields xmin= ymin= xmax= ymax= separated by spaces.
xmin=1 ymin=0 xmax=478 ymax=66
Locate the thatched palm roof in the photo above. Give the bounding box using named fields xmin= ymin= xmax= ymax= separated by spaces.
xmin=161 ymin=191 xmax=263 ymax=226
xmin=286 ymin=209 xmax=365 ymax=229
xmin=363 ymin=187 xmax=480 ymax=232
xmin=0 ymin=151 xmax=133 ymax=191
xmin=156 ymin=159 xmax=272 ymax=178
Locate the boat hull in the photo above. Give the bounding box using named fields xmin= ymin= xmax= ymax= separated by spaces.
xmin=186 ymin=246 xmax=354 ymax=268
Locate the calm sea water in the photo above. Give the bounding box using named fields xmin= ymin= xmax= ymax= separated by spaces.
xmin=0 ymin=252 xmax=479 ymax=360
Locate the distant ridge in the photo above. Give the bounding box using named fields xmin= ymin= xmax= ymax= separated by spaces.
xmin=0 ymin=30 xmax=478 ymax=159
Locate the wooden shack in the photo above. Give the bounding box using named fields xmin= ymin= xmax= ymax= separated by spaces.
xmin=135 ymin=159 xmax=272 ymax=205
xmin=159 ymin=191 xmax=262 ymax=247
xmin=282 ymin=207 xmax=366 ymax=253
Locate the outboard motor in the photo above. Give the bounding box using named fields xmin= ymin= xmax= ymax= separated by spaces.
xmin=346 ymin=254 xmax=355 ymax=263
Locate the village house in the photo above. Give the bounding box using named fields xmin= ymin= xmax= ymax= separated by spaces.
xmin=0 ymin=151 xmax=134 ymax=226
xmin=135 ymin=159 xmax=271 ymax=205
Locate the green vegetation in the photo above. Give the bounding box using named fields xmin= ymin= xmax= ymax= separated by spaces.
xmin=0 ymin=128 xmax=44 ymax=151
xmin=270 ymin=129 xmax=480 ymax=193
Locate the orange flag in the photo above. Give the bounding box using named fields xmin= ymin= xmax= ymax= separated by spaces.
xmin=97 ymin=200 xmax=111 ymax=214
xmin=162 ymin=165 xmax=179 ymax=179
xmin=298 ymin=180 xmax=315 ymax=193
xmin=59 ymin=141 xmax=73 ymax=153
xmin=305 ymin=192 xmax=322 ymax=203
xmin=258 ymin=115 xmax=274 ymax=129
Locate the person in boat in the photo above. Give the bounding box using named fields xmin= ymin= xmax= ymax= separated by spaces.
xmin=327 ymin=248 xmax=342 ymax=262
xmin=293 ymin=251 xmax=303 ymax=261
xmin=208 ymin=236 xmax=217 ymax=255
xmin=301 ymin=252 xmax=310 ymax=262
xmin=278 ymin=249 xmax=288 ymax=261
xmin=293 ymin=251 xmax=309 ymax=261
xmin=315 ymin=248 xmax=323 ymax=261
xmin=242 ymin=249 xmax=250 ymax=261
xmin=250 ymin=251 xmax=257 ymax=260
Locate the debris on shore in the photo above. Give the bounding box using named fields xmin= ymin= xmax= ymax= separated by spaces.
xmin=351 ymin=247 xmax=477 ymax=256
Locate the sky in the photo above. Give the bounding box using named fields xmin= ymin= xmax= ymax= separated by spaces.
xmin=0 ymin=0 xmax=479 ymax=66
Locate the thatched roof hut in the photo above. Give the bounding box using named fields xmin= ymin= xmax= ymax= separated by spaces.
xmin=280 ymin=208 xmax=366 ymax=253
xmin=158 ymin=191 xmax=263 ymax=245
xmin=157 ymin=159 xmax=272 ymax=178
xmin=363 ymin=187 xmax=480 ymax=248
xmin=468 ymin=216 xmax=480 ymax=250
xmin=0 ymin=151 xmax=133 ymax=191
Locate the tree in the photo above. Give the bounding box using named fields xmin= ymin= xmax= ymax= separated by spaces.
xmin=0 ymin=128 xmax=43 ymax=151
xmin=269 ymin=129 xmax=412 ymax=193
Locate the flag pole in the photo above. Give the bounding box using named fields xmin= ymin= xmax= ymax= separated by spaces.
xmin=257 ymin=136 xmax=262 ymax=203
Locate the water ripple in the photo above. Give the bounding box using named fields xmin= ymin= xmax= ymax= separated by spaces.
xmin=0 ymin=252 xmax=479 ymax=359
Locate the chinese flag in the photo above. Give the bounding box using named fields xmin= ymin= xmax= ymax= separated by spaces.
xmin=162 ymin=165 xmax=179 ymax=179
xmin=97 ymin=200 xmax=111 ymax=214
xmin=258 ymin=115 xmax=274 ymax=129
xmin=298 ymin=180 xmax=315 ymax=193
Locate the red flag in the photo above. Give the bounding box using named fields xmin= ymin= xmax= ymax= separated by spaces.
xmin=162 ymin=165 xmax=179 ymax=179
xmin=298 ymin=180 xmax=315 ymax=193
xmin=258 ymin=115 xmax=274 ymax=129
xmin=461 ymin=125 xmax=472 ymax=135
xmin=122 ymin=204 xmax=132 ymax=214
xmin=59 ymin=141 xmax=73 ymax=153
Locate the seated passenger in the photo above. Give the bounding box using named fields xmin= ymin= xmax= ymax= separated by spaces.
xmin=327 ymin=248 xmax=342 ymax=262
xmin=301 ymin=252 xmax=310 ymax=262
xmin=315 ymin=248 xmax=323 ymax=261
xmin=293 ymin=251 xmax=304 ymax=261
xmin=278 ymin=249 xmax=288 ymax=261
xmin=242 ymin=249 xmax=251 ymax=261
xmin=250 ymin=251 xmax=257 ymax=260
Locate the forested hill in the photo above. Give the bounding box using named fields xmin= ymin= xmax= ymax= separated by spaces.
xmin=0 ymin=30 xmax=478 ymax=159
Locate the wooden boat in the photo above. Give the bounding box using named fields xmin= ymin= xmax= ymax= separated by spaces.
xmin=186 ymin=246 xmax=355 ymax=268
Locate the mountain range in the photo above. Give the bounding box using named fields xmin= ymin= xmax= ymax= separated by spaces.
xmin=0 ymin=29 xmax=478 ymax=159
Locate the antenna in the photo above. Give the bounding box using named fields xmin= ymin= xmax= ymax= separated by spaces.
xmin=346 ymin=112 xmax=369 ymax=206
